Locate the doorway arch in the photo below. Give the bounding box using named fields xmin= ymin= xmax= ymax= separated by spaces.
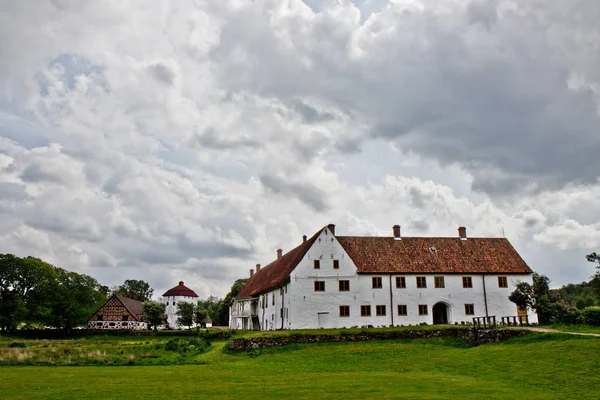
xmin=432 ymin=302 xmax=449 ymax=325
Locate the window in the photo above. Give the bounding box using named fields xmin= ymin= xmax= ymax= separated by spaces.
xmin=97 ymin=315 xmax=103 ymax=321
xmin=339 ymin=305 xmax=350 ymax=317
xmin=272 ymin=294 xmax=275 ymax=305
xmin=314 ymin=260 xmax=320 ymax=269
xmin=122 ymin=315 xmax=128 ymax=321
xmin=434 ymin=276 xmax=445 ymax=288
xmin=280 ymin=308 xmax=283 ymax=318
xmin=339 ymin=280 xmax=350 ymax=291
xmin=172 ymin=302 xmax=175 ymax=306
xmin=360 ymin=305 xmax=371 ymax=316
xmin=416 ymin=276 xmax=427 ymax=288
xmin=314 ymin=281 xmax=325 ymax=292
xmin=333 ymin=260 xmax=339 ymax=269
xmin=376 ymin=305 xmax=386 ymax=316
xmin=372 ymin=277 xmax=382 ymax=288
xmin=397 ymin=305 xmax=407 ymax=316
xmin=464 ymin=304 xmax=475 ymax=315
xmin=462 ymin=276 xmax=473 ymax=288
xmin=498 ymin=276 xmax=508 ymax=288
xmin=286 ymin=308 xmax=288 ymax=319
xmin=418 ymin=304 xmax=428 ymax=316
xmin=396 ymin=276 xmax=406 ymax=288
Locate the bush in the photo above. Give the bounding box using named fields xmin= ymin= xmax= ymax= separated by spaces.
xmin=8 ymin=342 xmax=26 ymax=348
xmin=163 ymin=338 xmax=210 ymax=354
xmin=582 ymin=307 xmax=600 ymax=326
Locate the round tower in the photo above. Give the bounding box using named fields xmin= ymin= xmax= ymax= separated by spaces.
xmin=161 ymin=281 xmax=199 ymax=329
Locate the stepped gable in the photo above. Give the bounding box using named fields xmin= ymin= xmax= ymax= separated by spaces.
xmin=336 ymin=236 xmax=532 ymax=274
xmin=162 ymin=281 xmax=199 ymax=297
xmin=237 ymin=229 xmax=322 ymax=298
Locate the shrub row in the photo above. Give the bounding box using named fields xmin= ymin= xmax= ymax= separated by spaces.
xmin=551 ymin=306 xmax=600 ymax=326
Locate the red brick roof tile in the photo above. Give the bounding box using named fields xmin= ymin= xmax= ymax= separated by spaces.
xmin=235 ymin=228 xmax=532 ymax=299
xmin=336 ymin=236 xmax=532 ymax=274
xmin=236 ymin=229 xmax=322 ymax=298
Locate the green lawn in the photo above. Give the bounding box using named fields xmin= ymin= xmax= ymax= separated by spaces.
xmin=0 ymin=334 xmax=598 ymax=399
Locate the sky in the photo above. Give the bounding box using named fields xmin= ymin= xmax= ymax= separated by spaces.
xmin=1 ymin=0 xmax=599 ymax=298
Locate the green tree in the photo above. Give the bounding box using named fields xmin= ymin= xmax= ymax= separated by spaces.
xmin=0 ymin=255 xmax=56 ymax=331
xmin=143 ymin=300 xmax=166 ymax=332
xmin=176 ymin=301 xmax=195 ymax=329
xmin=587 ymin=252 xmax=600 ymax=297
xmin=194 ymin=302 xmax=209 ymax=332
xmin=196 ymin=295 xmax=220 ymax=327
xmin=508 ymin=273 xmax=552 ymax=324
xmin=45 ymin=268 xmax=106 ymax=333
xmin=216 ymin=279 xmax=247 ymax=326
xmin=117 ymin=279 xmax=154 ymax=302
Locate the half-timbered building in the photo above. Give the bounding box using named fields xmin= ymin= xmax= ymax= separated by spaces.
xmin=88 ymin=294 xmax=147 ymax=330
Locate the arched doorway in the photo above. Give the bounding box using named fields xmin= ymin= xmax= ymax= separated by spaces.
xmin=432 ymin=302 xmax=449 ymax=325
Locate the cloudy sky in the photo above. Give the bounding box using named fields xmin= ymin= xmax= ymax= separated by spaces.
xmin=1 ymin=0 xmax=599 ymax=298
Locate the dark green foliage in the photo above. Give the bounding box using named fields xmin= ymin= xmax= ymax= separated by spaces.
xmin=508 ymin=273 xmax=552 ymax=324
xmin=582 ymin=306 xmax=600 ymax=326
xmin=0 ymin=254 xmax=105 ymax=332
xmin=8 ymin=341 xmax=26 ymax=348
xmin=142 ymin=301 xmax=166 ymax=331
xmin=163 ymin=337 xmax=210 ymax=354
xmin=215 ymin=278 xmax=247 ymax=326
xmin=175 ymin=302 xmax=194 ymax=329
xmin=116 ymin=280 xmax=154 ymax=302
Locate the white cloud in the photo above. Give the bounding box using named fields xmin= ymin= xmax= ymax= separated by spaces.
xmin=0 ymin=0 xmax=598 ymax=296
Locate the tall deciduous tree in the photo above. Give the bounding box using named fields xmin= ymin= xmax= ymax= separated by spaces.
xmin=216 ymin=279 xmax=247 ymax=326
xmin=117 ymin=279 xmax=154 ymax=302
xmin=143 ymin=301 xmax=166 ymax=332
xmin=508 ymin=273 xmax=552 ymax=324
xmin=45 ymin=268 xmax=106 ymax=333
xmin=587 ymin=252 xmax=600 ymax=296
xmin=175 ymin=301 xmax=194 ymax=329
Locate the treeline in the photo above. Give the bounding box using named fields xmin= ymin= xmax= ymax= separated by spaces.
xmin=509 ymin=252 xmax=600 ymax=325
xmin=0 ymin=254 xmax=106 ymax=332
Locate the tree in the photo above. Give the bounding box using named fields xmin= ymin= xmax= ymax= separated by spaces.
xmin=193 ymin=302 xmax=209 ymax=332
xmin=143 ymin=301 xmax=166 ymax=332
xmin=508 ymin=273 xmax=552 ymax=324
xmin=44 ymin=268 xmax=106 ymax=333
xmin=587 ymin=252 xmax=600 ymax=297
xmin=117 ymin=279 xmax=154 ymax=302
xmin=175 ymin=301 xmax=195 ymax=329
xmin=196 ymin=295 xmax=220 ymax=327
xmin=216 ymin=279 xmax=247 ymax=326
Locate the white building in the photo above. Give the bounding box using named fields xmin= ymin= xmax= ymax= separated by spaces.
xmin=162 ymin=281 xmax=199 ymax=329
xmin=230 ymin=224 xmax=537 ymax=330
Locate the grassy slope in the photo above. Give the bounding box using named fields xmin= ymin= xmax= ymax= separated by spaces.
xmin=0 ymin=334 xmax=598 ymax=400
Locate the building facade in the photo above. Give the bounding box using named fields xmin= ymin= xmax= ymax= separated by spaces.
xmin=162 ymin=281 xmax=199 ymax=329
xmin=230 ymin=224 xmax=537 ymax=330
xmin=88 ymin=294 xmax=147 ymax=330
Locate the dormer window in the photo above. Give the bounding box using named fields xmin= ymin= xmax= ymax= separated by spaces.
xmin=429 ymin=246 xmax=437 ymax=252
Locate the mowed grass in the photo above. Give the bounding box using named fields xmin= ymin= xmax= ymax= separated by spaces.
xmin=0 ymin=334 xmax=598 ymax=399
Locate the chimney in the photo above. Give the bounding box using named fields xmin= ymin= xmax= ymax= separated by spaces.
xmin=277 ymin=249 xmax=283 ymax=259
xmin=458 ymin=226 xmax=467 ymax=240
xmin=302 ymin=235 xmax=307 ymax=243
xmin=256 ymin=263 xmax=261 ymax=272
xmin=393 ymin=225 xmax=401 ymax=240
xmin=327 ymin=224 xmax=336 ymax=235
xmin=250 ymin=269 xmax=254 ymax=278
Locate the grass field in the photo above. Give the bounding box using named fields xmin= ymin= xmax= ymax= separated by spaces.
xmin=542 ymin=324 xmax=600 ymax=335
xmin=0 ymin=333 xmax=598 ymax=399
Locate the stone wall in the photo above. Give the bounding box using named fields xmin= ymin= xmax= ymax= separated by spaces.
xmin=227 ymin=328 xmax=529 ymax=352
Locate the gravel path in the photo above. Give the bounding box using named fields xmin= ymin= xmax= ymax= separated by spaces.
xmin=510 ymin=326 xmax=600 ymax=337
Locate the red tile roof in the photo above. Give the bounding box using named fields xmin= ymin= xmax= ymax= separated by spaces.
xmin=237 ymin=229 xmax=322 ymax=298
xmin=336 ymin=236 xmax=532 ymax=274
xmin=235 ymin=227 xmax=532 ymax=299
xmin=162 ymin=281 xmax=199 ymax=298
